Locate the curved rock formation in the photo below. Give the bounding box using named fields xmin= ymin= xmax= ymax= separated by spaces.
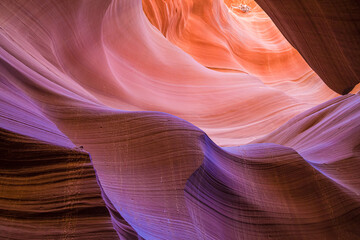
xmin=186 ymin=142 xmax=360 ymax=239
xmin=1 ymin=0 xmax=359 ymax=239
xmin=255 ymin=0 xmax=360 ymax=94
xmin=0 ymin=0 xmax=339 ymax=146
xmin=142 ymin=0 xmax=337 ymax=100
xmin=254 ymin=92 xmax=360 ymax=195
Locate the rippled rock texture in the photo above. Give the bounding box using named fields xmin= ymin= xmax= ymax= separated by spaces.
xmin=1 ymin=0 xmax=359 ymax=239
xmin=0 ymin=129 xmax=118 ymax=239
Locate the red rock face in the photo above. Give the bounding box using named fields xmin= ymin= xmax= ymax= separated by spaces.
xmin=254 ymin=0 xmax=360 ymax=94
xmin=0 ymin=130 xmax=118 ymax=239
xmin=1 ymin=0 xmax=359 ymax=239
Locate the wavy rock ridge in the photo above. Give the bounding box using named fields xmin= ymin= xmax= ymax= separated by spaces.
xmin=1 ymin=0 xmax=359 ymax=239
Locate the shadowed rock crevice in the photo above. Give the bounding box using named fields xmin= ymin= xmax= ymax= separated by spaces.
xmin=254 ymin=0 xmax=360 ymax=94
xmin=0 ymin=129 xmax=118 ymax=239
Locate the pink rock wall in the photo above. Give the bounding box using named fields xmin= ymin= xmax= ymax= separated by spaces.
xmin=1 ymin=0 xmax=359 ymax=239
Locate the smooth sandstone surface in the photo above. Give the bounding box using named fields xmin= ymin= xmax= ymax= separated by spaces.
xmin=1 ymin=0 xmax=359 ymax=239
xmin=1 ymin=0 xmax=340 ymax=146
